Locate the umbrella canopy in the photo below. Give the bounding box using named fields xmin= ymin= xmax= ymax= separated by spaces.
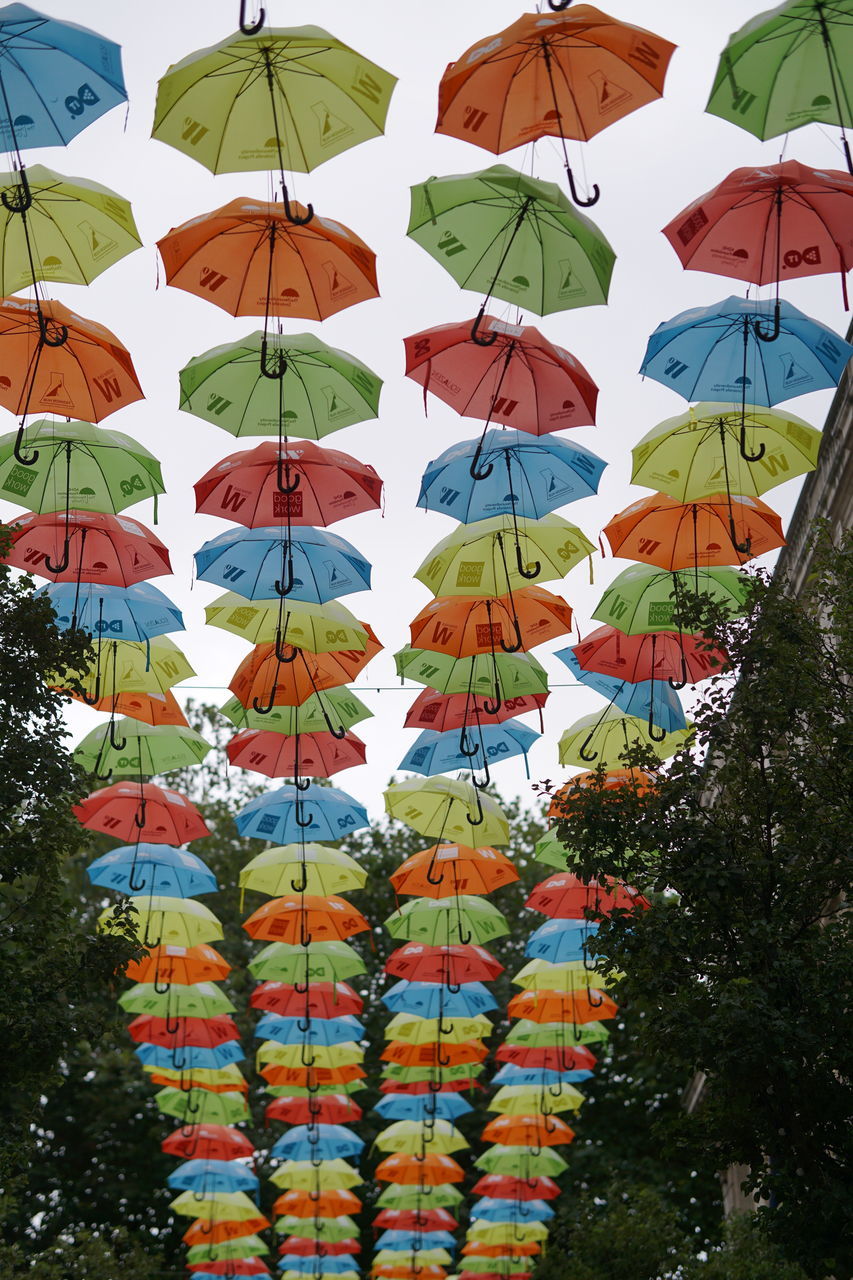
xmin=375 ymin=1093 xmax=473 ymax=1122
xmin=3 ymin=508 xmax=171 ymax=585
xmin=415 ymin=513 xmax=595 ymax=596
xmin=235 ymin=783 xmax=369 ymax=843
xmin=472 ymin=1174 xmax=560 ymax=1201
xmin=481 ymin=1114 xmax=575 ymax=1146
xmin=248 ymin=939 xmax=365 ymax=984
xmin=38 ymin=580 xmax=183 ymax=641
xmin=227 ymin=637 xmax=379 ymax=712
xmin=602 ymin=491 xmax=786 ymax=569
xmin=221 ymin=687 xmax=372 ymax=735
xmin=395 ymin=722 xmax=532 ymax=784
xmin=266 ymin=1096 xmax=362 ymax=1126
xmin=383 ymin=980 xmax=496 ymax=1017
xmin=385 ymin=1012 xmax=492 ymax=1045
xmin=60 ymin=636 xmax=194 ymax=705
xmin=404 ymin=688 xmax=547 ymax=733
xmin=409 ymin=588 xmax=573 ymax=658
xmin=253 ymin=981 xmax=362 ymax=1017
xmin=268 ymin=1158 xmax=362 ymax=1191
xmin=162 ymin=1124 xmax=254 ymax=1162
xmin=390 ymin=844 xmax=518 ymax=899
xmin=385 ymin=942 xmax=503 ymax=985
xmin=273 ymin=1188 xmax=361 ymax=1216
xmin=394 ymin=648 xmax=549 ymax=703
xmin=240 ymin=844 xmax=366 ymax=897
xmin=243 ymin=893 xmax=369 ymax=944
xmin=119 ymin=981 xmax=234 ymax=1018
xmin=73 ymin=780 xmax=208 ymax=844
xmin=558 ymin=710 xmax=691 ymax=767
xmin=126 ymin=944 xmax=230 ymax=987
xmin=194 ymin=525 xmax=371 ymax=603
xmin=385 ymin=895 xmax=510 ymax=947
xmin=87 ymin=842 xmax=216 ymax=898
xmin=556 ymin=647 xmax=687 ymax=734
xmin=227 ymin=728 xmax=367 ymax=779
xmin=100 ymin=894 xmax=223 ymax=948
xmin=385 ymin=778 xmax=510 ymax=844
xmin=167 ymin=1158 xmax=258 ymax=1194
xmin=73 ymin=721 xmax=211 ymax=780
xmin=207 ymin=595 xmax=369 ymax=652
xmin=271 ymin=1124 xmax=364 ymax=1161
xmin=157 ymin=1088 xmax=250 ymax=1126
xmin=527 ymin=873 xmax=648 ymax=919
xmin=591 ymin=563 xmax=750 ymax=634
xmin=571 ymin=623 xmax=728 ymax=684
xmin=128 ymin=1014 xmax=238 ymax=1049
xmin=375 ymin=1152 xmax=465 ymax=1185
xmin=508 ymin=988 xmax=618 ymax=1024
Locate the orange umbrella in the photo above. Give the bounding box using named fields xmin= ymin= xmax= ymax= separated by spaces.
xmin=481 ymin=1114 xmax=576 ymax=1147
xmin=148 ymin=1073 xmax=249 ymax=1094
xmin=243 ymin=894 xmax=370 ymax=944
xmin=157 ymin=197 xmax=378 ymax=322
xmin=183 ymin=1216 xmax=269 ymax=1244
xmin=226 ymin=728 xmax=367 ymax=779
xmin=381 ymin=1040 xmax=488 ymax=1068
xmin=547 ymin=766 xmax=655 ymax=821
xmin=409 ymin=588 xmax=573 ymax=658
xmin=67 ymin=689 xmax=189 ymax=726
xmin=262 ymin=1063 xmax=365 ymax=1089
xmin=375 ymin=1152 xmax=465 ymax=1185
xmin=463 ymin=1242 xmax=541 ymax=1257
xmin=273 ymin=1189 xmax=362 ymax=1217
xmin=602 ymin=491 xmax=785 ymax=570
xmin=373 ymin=1268 xmax=447 ymax=1280
xmin=229 ymin=628 xmax=381 ymax=712
xmin=125 ymin=944 xmax=231 ymax=986
xmin=508 ymin=988 xmax=618 ymax=1024
xmin=0 ymin=296 xmax=143 ymax=423
xmin=390 ymin=843 xmax=518 ymax=899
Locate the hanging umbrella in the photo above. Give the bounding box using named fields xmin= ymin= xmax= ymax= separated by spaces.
xmin=227 ymin=728 xmax=367 ymax=779
xmin=375 ymin=1091 xmax=475 ymax=1121
xmin=272 ymin=1124 xmax=364 ymax=1162
xmin=385 ymin=1012 xmax=492 ymax=1045
xmin=408 ymin=165 xmax=615 ymax=327
xmin=74 ymin=689 xmax=190 ymax=726
xmin=533 ymin=829 xmax=574 ymax=871
xmin=602 ymin=491 xmax=786 ymax=569
xmin=382 ymin=1040 xmax=487 ymax=1068
xmin=0 ymin=6 xmax=126 ymax=150
xmin=385 ymin=777 xmax=510 ymax=843
xmin=167 ymin=1158 xmax=258 ymax=1194
xmin=555 ymin=647 xmax=688 ymax=737
xmin=186 ymin=1238 xmax=269 ymax=1264
xmin=37 ymin=580 xmax=184 ymax=641
xmin=221 ymin=686 xmax=372 ymax=736
xmin=61 ymin=636 xmax=195 ymax=706
xmin=162 ymin=1124 xmax=254 ymax=1162
xmin=592 ymin=563 xmax=750 ymax=634
xmin=157 ymin=1088 xmax=250 ymax=1126
xmin=194 ymin=524 xmax=371 ymax=603
xmin=227 ymin=630 xmax=380 ymax=716
xmin=385 ymin=942 xmax=503 ymax=985
xmin=235 ymin=782 xmax=369 ymax=844
xmin=3 ymin=509 xmax=171 ymax=585
xmin=405 ymin=688 xmax=548 ymax=733
xmin=179 ymin=330 xmax=382 ymax=439
xmin=436 ymin=9 xmax=675 ymax=205
xmin=481 ymin=1115 xmax=575 ymax=1146
xmin=469 ymin=1198 xmax=552 ymax=1222
xmin=398 ymin=721 xmax=539 ymax=778
xmin=527 ymin=872 xmax=648 ymax=918
xmin=385 ymin=896 xmax=510 ymax=947
xmin=273 ymin=1187 xmax=362 ymax=1216
xmin=571 ymin=623 xmax=728 ymax=685
xmin=74 ymin=721 xmax=211 ymax=781
xmin=374 ymin=1207 xmax=459 ymax=1229
xmin=473 ymin=1148 xmax=567 ymax=1178
xmin=640 ymin=295 xmax=853 ymax=406
xmin=240 ymin=844 xmax=366 ymax=897
xmin=0 ymin=163 xmax=140 ymax=292
xmin=267 ymin=1159 xmax=362 ymax=1191
xmin=418 ymin=428 xmax=605 ymax=520
xmin=377 ymin=1183 xmax=463 ymax=1209
xmin=255 ymin=1010 xmax=364 ymax=1044
xmin=194 ymin=439 xmax=382 ymax=526
xmin=558 ymin=710 xmax=691 ymax=767
xmin=73 ymin=780 xmax=209 ymax=844
xmin=383 ymin=980 xmax=496 ymax=1017
xmin=524 ymin=919 xmax=599 ymax=965
xmin=100 ymin=894 xmax=223 ymax=948
xmin=252 ymin=981 xmax=363 ymax=1018
xmin=472 ymin=1174 xmax=560 ymax=1202
xmin=127 ymin=944 xmax=230 ymax=986
xmin=128 ymin=1014 xmax=238 ymax=1050
xmin=508 ymin=988 xmax=617 ymax=1024
xmin=375 ymin=1153 xmax=465 ymax=1185
xmin=395 ymin=647 xmax=549 ymax=701
xmin=157 ymin=198 xmax=378 ymax=321
xmin=706 ymin=0 xmax=853 ymax=168
xmin=415 ymin=514 xmax=595 ymax=598
xmin=88 ymin=842 xmax=217 ymax=898
xmin=390 ymin=843 xmax=518 ymax=899
xmin=512 ymin=958 xmax=620 ymax=993
xmin=490 ymin=1082 xmax=585 ymax=1114
xmin=409 ymin=588 xmax=573 ymax=658
xmin=248 ymin=939 xmax=365 ymax=983
xmin=244 ymin=893 xmax=369 ymax=944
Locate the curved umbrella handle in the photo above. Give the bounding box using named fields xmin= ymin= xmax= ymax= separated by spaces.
xmin=297 ymin=1013 xmax=312 ymax=1034
xmin=44 ymin=536 xmax=71 ymax=575
xmin=95 ymin=765 xmax=113 ymax=783
xmin=108 ymin=718 xmax=126 ymax=751
xmin=282 ymin=186 xmax=314 ymax=227
xmin=468 ymin=431 xmax=494 ymax=482
xmin=472 ymin=754 xmax=491 ymax=791
xmin=134 ymin=795 xmax=147 ymax=830
xmin=12 ymin=422 xmax=39 ymax=467
xmin=1 ymin=166 xmax=32 ymax=213
xmin=127 ymin=855 xmax=148 ymax=894
xmin=185 ymin=1090 xmax=201 ymax=1116
xmin=437 ymin=1044 xmax=452 ymax=1067
xmin=252 ymin=684 xmax=278 ymax=716
xmin=588 ymin=986 xmax=604 ymax=1008
xmin=172 ymin=1045 xmax=187 ymax=1071
xmin=274 ymin=556 xmax=295 ymax=598
xmin=37 ymin=311 xmax=68 ymax=349
xmin=753 ymin=301 xmax=780 ymax=345
xmin=309 ymin=1094 xmax=322 ymax=1117
xmin=275 ymin=632 xmax=300 ymax=664
xmin=647 ymin=710 xmax=666 ymax=743
xmin=446 ymin=977 xmax=461 ymax=995
xmin=164 ymin=1012 xmax=180 ymax=1036
xmin=465 ymin=786 xmax=485 ymax=828
xmin=547 ymin=0 xmax=573 ymax=8
xmin=260 ymin=337 xmax=287 ymax=380
xmin=239 ymin=0 xmax=265 ymax=32
xmin=437 ymin=1016 xmax=454 ymax=1037
xmin=300 ymin=1040 xmax=316 ymax=1067
xmin=277 ymin=456 xmax=301 ymax=495
xmin=152 ymin=972 xmax=171 ymax=996
xmin=470 ymin=306 xmax=498 ymax=348
xmin=515 ymin=538 xmax=540 ymax=581
xmin=578 ymin=730 xmax=598 ymax=763
xmin=425 ymin=855 xmax=445 ymax=887
xmin=295 ymin=797 xmax=314 ymax=829
xmin=565 ymin=164 xmax=600 ymax=208
xmin=739 ymin=423 xmax=765 ymax=463
xmin=668 ymin=654 xmax=689 ymax=692
xmin=499 ymin=615 xmax=523 ymax=654
xmin=458 ymin=726 xmax=480 ymax=758
xmin=427 ymin=1074 xmax=443 ymax=1094
xmin=290 ymin=862 xmax=309 ymax=894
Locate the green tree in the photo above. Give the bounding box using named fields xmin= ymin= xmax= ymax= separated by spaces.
xmin=550 ymin=531 xmax=853 ymax=1278
xmin=685 ymin=1213 xmax=810 ymax=1280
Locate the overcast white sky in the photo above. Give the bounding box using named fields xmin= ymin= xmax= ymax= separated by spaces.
xmin=5 ymin=0 xmax=848 ymax=822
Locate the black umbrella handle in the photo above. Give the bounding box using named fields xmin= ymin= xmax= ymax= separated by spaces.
xmin=239 ymin=0 xmax=264 ymax=32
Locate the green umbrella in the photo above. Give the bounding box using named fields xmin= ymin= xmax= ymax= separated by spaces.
xmin=385 ymin=895 xmax=510 ymax=947
xmin=240 ymin=843 xmax=366 ymax=897
xmin=220 ymin=687 xmax=372 ymax=735
xmin=384 ymin=1013 xmax=492 ymax=1046
xmin=395 ymin=646 xmax=549 ymax=700
xmin=179 ymin=330 xmax=382 ymax=438
xmin=275 ymin=1215 xmax=358 ymax=1241
xmin=408 ymin=165 xmax=615 ymax=324
xmin=377 ymin=1183 xmax=463 ymax=1210
xmin=118 ymin=981 xmax=235 ymax=1018
xmin=592 ymin=564 xmax=751 ymax=635
xmin=385 ymin=777 xmax=510 ymax=845
xmin=99 ymin=895 xmax=223 ymax=948
xmin=269 ymin=1158 xmax=362 ymax=1190
xmin=462 ymin=1259 xmax=531 ymax=1275
xmin=374 ymin=1250 xmax=453 ymax=1267
xmin=375 ymin=1119 xmax=469 ymax=1154
xmin=558 ymin=710 xmax=691 ymax=768
xmin=512 ymin=959 xmax=621 ymax=994
xmin=0 ymin=163 xmax=141 ymax=292
xmin=186 ymin=1236 xmax=269 ymax=1264
xmin=248 ymin=938 xmax=365 ymax=983
xmin=156 ymin=1087 xmax=250 ymax=1125
xmin=534 ymin=830 xmax=574 ymax=870
xmin=490 ymin=1081 xmax=585 ymax=1114
xmin=74 ymin=721 xmax=211 ymax=781
xmin=706 ymin=1 xmax=853 ymax=166
xmin=206 ymin=593 xmax=368 ymax=652
xmin=631 ymin=403 xmax=822 ymax=503
xmin=505 ymin=1019 xmax=611 ymax=1047
xmin=170 ymin=1189 xmax=260 ymax=1220
xmin=473 ymin=1146 xmax=568 ymax=1177
xmin=415 ymin=514 xmax=595 ymax=597
xmin=63 ymin=636 xmax=195 ymax=705
xmin=383 ymin=1062 xmax=485 ymax=1084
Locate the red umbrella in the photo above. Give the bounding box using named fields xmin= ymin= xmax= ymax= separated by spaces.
xmin=379 ymin=1077 xmax=483 ymax=1096
xmin=186 ymin=1264 xmax=269 ymax=1277
xmin=162 ymin=1123 xmax=254 ymax=1161
xmin=265 ymin=1094 xmax=363 ymax=1125
xmin=526 ymin=873 xmax=648 ymax=919
xmin=375 ymin=1209 xmax=458 ymax=1231
xmin=227 ymin=728 xmax=367 ymax=779
xmin=279 ymin=1238 xmax=360 ymax=1256
xmin=405 ymin=687 xmax=548 ymax=732
xmin=571 ymin=624 xmax=727 ymax=684
xmin=663 ymin=159 xmax=853 ymax=317
xmin=471 ymin=1174 xmax=561 ymax=1201
xmin=250 ymin=982 xmax=363 ymax=1018
xmin=494 ymin=1043 xmax=597 ymax=1072
xmin=127 ymin=1015 xmax=238 ymax=1048
xmin=73 ymin=781 xmax=209 ymax=844
xmin=4 ymin=509 xmax=171 ymax=584
xmin=385 ymin=943 xmax=503 ymax=984
xmin=194 ymin=440 xmax=383 ymax=528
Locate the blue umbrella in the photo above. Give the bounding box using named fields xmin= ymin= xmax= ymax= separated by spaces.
xmin=491 ymin=1063 xmax=594 ymax=1086
xmin=555 ymin=647 xmax=688 ymax=736
xmin=398 ymin=720 xmax=539 ymax=777
xmin=36 ymin=580 xmax=184 ymax=641
xmin=640 ymin=296 xmax=853 ymax=406
xmin=0 ymin=5 xmax=126 ymax=151
xmin=86 ymin=843 xmax=217 ymax=897
xmin=236 ymin=784 xmax=369 ymax=844
xmin=525 ymin=917 xmax=598 ymax=962
xmin=382 ymin=980 xmax=497 ymax=1017
xmin=194 ymin=525 xmax=371 ymax=603
xmin=135 ymin=1041 xmax=244 ymax=1070
xmin=278 ymin=1259 xmax=358 ymax=1275
xmin=271 ymin=1124 xmax=364 ymax=1161
xmin=471 ymin=1198 xmax=554 ymax=1222
xmin=374 ymin=1092 xmax=473 ymax=1121
xmin=418 ymin=427 xmax=605 ymax=522
xmin=376 ymin=1230 xmax=457 ymax=1250
xmin=166 ymin=1157 xmax=258 ymax=1194
xmin=255 ymin=1013 xmax=365 ymax=1045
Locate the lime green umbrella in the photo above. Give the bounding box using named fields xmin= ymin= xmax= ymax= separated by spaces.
xmin=384 ymin=1013 xmax=493 ymax=1045
xmin=240 ymin=843 xmax=366 ymax=897
xmin=170 ymin=1189 xmax=260 ymax=1220
xmin=270 ymin=1159 xmax=362 ymax=1191
xmin=258 ymin=1042 xmax=363 ymax=1069
xmin=592 ymin=564 xmax=751 ymax=635
xmin=490 ymin=1083 xmax=585 ymax=1114
xmin=383 ymin=1062 xmax=485 ymax=1084
xmin=153 ymin=27 xmax=396 ymax=176
xmin=99 ymin=895 xmax=222 ymax=947
xmin=462 ymin=1260 xmax=531 ymax=1275
xmin=374 ymin=1118 xmax=469 ymax=1155
xmin=0 ymin=164 xmax=141 ymax=293
xmin=631 ymin=403 xmax=821 ymax=503
xmin=267 ymin=1081 xmax=364 ymax=1098
xmin=377 ymin=1183 xmax=463 ymax=1209
xmin=706 ymin=3 xmax=853 ymax=152
xmin=221 ymin=687 xmax=372 ymax=736
xmin=146 ymin=1063 xmax=246 ymax=1090
xmin=206 ymin=594 xmax=368 ymax=652
xmin=512 ymin=958 xmax=622 ymax=992
xmin=156 ymin=1087 xmax=249 ymax=1125
xmin=558 ymin=711 xmax=692 ymax=768
xmin=409 ymin=165 xmax=615 ymax=319
xmin=180 ymin=331 xmax=382 ymax=438
xmin=119 ymin=981 xmax=235 ymax=1018
xmin=415 ymin=514 xmax=594 ymax=597
xmin=534 ymin=830 xmax=574 ymax=870
xmin=248 ymin=938 xmax=365 ymax=983
xmin=64 ymin=636 xmax=195 ymax=703
xmin=385 ymin=895 xmax=510 ymax=947
xmin=468 ymin=1219 xmax=549 ymax=1243
xmin=74 ymin=721 xmax=212 ymax=780
xmin=186 ymin=1236 xmax=269 ymax=1264
xmin=474 ymin=1146 xmax=568 ymax=1177
xmin=385 ymin=778 xmax=510 ymax=845
xmin=275 ymin=1215 xmax=358 ymax=1241
xmin=394 ymin=646 xmax=549 ymax=700
xmin=374 ymin=1249 xmax=453 ymax=1267
xmin=505 ymin=1019 xmax=610 ymax=1047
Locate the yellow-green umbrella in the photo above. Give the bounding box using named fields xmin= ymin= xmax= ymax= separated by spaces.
xmin=374 ymin=1119 xmax=469 ymax=1155
xmin=490 ymin=1083 xmax=585 ymax=1114
xmin=258 ymin=1042 xmax=363 ymax=1069
xmin=206 ymin=593 xmax=369 ymax=652
xmin=221 ymin=687 xmax=373 ymax=735
xmin=240 ymin=843 xmax=366 ymax=897
xmin=156 ymin=1087 xmax=249 ymax=1125
xmin=505 ymin=1019 xmax=610 ymax=1047
xmin=119 ymin=981 xmax=235 ymax=1017
xmin=384 ymin=1013 xmax=492 ymax=1045
xmin=186 ymin=1236 xmax=269 ymax=1264
xmin=64 ymin=636 xmax=194 ymax=701
xmin=169 ymin=1189 xmax=260 ymax=1221
xmin=275 ymin=1214 xmax=359 ymax=1240
xmin=373 ymin=1248 xmax=453 ymax=1266
xmin=512 ymin=959 xmax=622 ymax=991
xmin=467 ymin=1220 xmax=549 ymax=1243
xmin=269 ymin=1159 xmax=363 ymax=1191
xmin=415 ymin=513 xmax=594 ymax=597
xmin=144 ymin=1063 xmax=246 ymax=1090
xmin=385 ymin=777 xmax=510 ymax=845
xmin=99 ymin=895 xmax=222 ymax=947
xmin=74 ymin=721 xmax=212 ymax=780
xmin=558 ymin=711 xmax=692 ymax=768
